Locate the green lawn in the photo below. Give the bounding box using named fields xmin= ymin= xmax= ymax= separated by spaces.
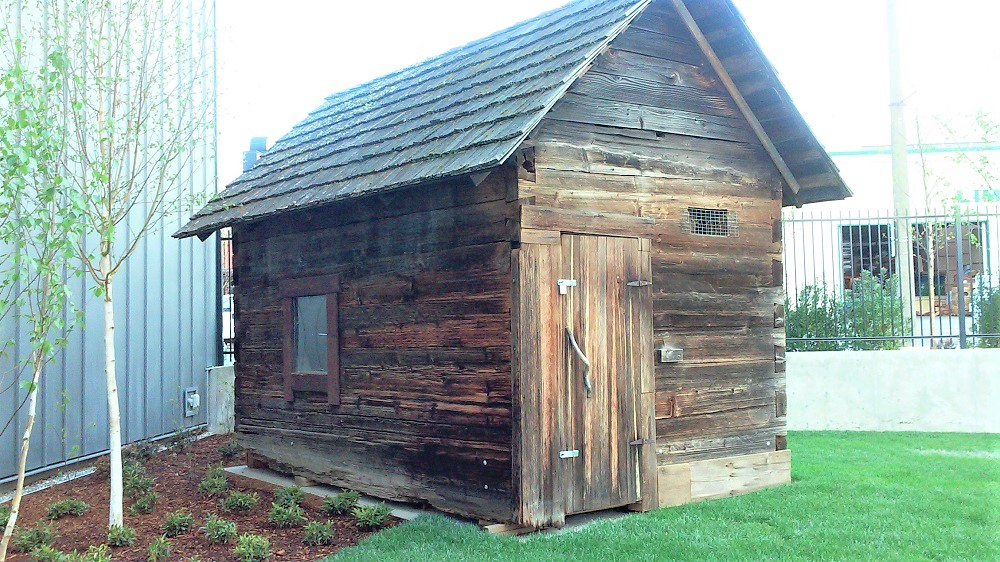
xmin=327 ymin=432 xmax=999 ymax=561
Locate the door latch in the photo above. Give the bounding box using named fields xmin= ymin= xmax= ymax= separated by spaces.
xmin=626 ymin=280 xmax=652 ymax=287
xmin=657 ymin=347 xmax=683 ymax=363
xmin=629 ymin=438 xmax=654 ymax=446
xmin=556 ymin=279 xmax=577 ymax=295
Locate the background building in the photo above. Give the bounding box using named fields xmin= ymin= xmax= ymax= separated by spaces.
xmin=0 ymin=0 xmax=220 ymax=483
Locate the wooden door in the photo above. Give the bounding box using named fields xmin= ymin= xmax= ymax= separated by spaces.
xmin=556 ymin=234 xmax=645 ymax=514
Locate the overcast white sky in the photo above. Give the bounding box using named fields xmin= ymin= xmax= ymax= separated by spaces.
xmin=215 ymin=1 xmax=1000 ymax=192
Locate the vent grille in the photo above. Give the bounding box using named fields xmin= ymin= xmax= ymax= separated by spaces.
xmin=682 ymin=207 xmax=738 ymax=237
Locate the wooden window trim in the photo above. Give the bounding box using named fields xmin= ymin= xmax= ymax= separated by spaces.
xmin=280 ymin=274 xmax=340 ymax=405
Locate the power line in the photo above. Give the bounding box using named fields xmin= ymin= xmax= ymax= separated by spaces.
xmin=830 ymin=142 xmax=1000 ymax=157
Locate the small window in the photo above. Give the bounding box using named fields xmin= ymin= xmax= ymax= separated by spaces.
xmin=682 ymin=207 xmax=738 ymax=237
xmin=280 ymin=275 xmax=340 ymax=405
xmin=294 ymin=295 xmax=328 ymax=373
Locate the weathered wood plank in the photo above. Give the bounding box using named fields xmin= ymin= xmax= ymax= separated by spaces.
xmin=534 ymin=122 xmax=777 ymax=185
xmin=657 ymin=428 xmax=781 ymax=465
xmin=241 ymin=428 xmax=514 ymax=522
xmin=548 ymin=93 xmax=756 ymax=143
xmin=234 ymin=175 xmax=518 ymax=524
xmin=520 ymin=204 xmax=655 ymax=239
xmin=592 ymin=48 xmax=722 ymax=94
xmin=655 ymin=403 xmax=778 ymax=441
xmin=612 ymin=24 xmax=705 ymax=66
xmin=570 ymin=71 xmax=738 ymax=119
xmin=237 ymin=169 xmax=512 ymax=243
xmin=512 ymin=243 xmax=561 ymax=527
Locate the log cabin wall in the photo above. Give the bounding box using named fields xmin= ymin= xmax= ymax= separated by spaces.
xmin=231 ymin=169 xmax=518 ymax=521
xmin=520 ymin=0 xmax=787 ymax=477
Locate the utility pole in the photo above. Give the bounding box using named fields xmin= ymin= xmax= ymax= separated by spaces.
xmin=887 ymin=0 xmax=915 ymax=345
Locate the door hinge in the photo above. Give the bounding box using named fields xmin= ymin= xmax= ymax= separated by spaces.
xmin=629 ymin=438 xmax=654 ymax=446
xmin=557 ymin=279 xmax=577 ymax=295
xmin=558 ymin=449 xmax=580 ymax=459
xmin=626 ymin=280 xmax=652 ymax=287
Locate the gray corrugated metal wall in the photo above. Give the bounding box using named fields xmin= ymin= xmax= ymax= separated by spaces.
xmin=0 ymin=0 xmax=218 ymax=481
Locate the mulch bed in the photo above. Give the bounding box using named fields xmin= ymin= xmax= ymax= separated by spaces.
xmin=6 ymin=433 xmax=397 ymax=561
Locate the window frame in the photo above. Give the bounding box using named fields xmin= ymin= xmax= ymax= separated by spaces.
xmin=279 ymin=274 xmax=340 ymax=405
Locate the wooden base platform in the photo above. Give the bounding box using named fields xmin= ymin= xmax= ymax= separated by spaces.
xmin=657 ymin=450 xmax=791 ymax=507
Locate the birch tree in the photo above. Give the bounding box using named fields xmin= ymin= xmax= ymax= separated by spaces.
xmin=0 ymin=33 xmax=83 ymax=560
xmin=39 ymin=0 xmax=210 ymax=527
xmin=914 ymin=116 xmax=943 ymax=346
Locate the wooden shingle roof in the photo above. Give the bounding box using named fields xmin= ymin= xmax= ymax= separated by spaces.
xmin=177 ymin=0 xmax=848 ymax=239
xmin=176 ymin=0 xmax=650 ymax=239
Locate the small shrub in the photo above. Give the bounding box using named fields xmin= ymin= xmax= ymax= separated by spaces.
xmin=147 ymin=535 xmax=171 ymax=562
xmin=201 ymin=514 xmax=237 ymax=544
xmin=162 ymin=509 xmax=194 ymax=537
xmin=320 ymin=490 xmax=360 ymax=515
xmin=205 ymin=464 xmax=226 ymax=480
xmin=28 ymin=544 xmax=67 ymax=562
xmin=974 ymin=282 xmax=1000 ymax=348
xmin=13 ymin=522 xmax=56 ymax=553
xmin=78 ymin=545 xmax=112 ymax=562
xmin=273 ymin=486 xmax=304 ymax=507
xmin=46 ymin=499 xmax=89 ymax=519
xmin=785 ymin=284 xmax=843 ymax=351
xmin=199 ymin=476 xmax=228 ymax=498
xmin=233 ymin=533 xmax=270 ymax=562
xmin=1 ymin=503 xmax=10 ymax=527
xmin=218 ymin=440 xmax=243 ymax=458
xmin=301 ymin=520 xmax=335 ymax=546
xmin=352 ymin=503 xmax=392 ymax=530
xmin=168 ymin=426 xmax=196 ymax=451
xmin=129 ymin=491 xmax=159 ymax=515
xmin=123 ymin=460 xmax=155 ymax=499
xmin=267 ymin=501 xmax=305 ymax=528
xmin=106 ymin=524 xmax=137 ymax=547
xmin=122 ymin=458 xmax=144 ymax=479
xmin=124 ymin=439 xmax=156 ymax=463
xmin=199 ymin=465 xmax=229 ymax=497
xmin=33 ymin=546 xmax=108 ymax=562
xmin=841 ymin=271 xmax=908 ymax=350
xmin=221 ymin=490 xmax=260 ymax=513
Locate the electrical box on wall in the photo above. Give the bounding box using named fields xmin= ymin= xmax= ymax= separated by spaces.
xmin=183 ymin=387 xmax=200 ymax=418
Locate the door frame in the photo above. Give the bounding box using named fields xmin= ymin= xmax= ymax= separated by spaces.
xmin=512 ymin=220 xmax=657 ymax=528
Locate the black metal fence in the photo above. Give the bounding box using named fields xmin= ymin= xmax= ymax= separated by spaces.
xmin=782 ymin=206 xmax=1000 ymax=350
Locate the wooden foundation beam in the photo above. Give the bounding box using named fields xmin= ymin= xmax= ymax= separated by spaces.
xmin=658 ymin=449 xmax=791 ymax=507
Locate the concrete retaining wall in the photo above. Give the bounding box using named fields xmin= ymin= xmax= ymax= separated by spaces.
xmin=207 ymin=365 xmax=235 ymax=435
xmin=787 ymin=349 xmax=1000 ymax=432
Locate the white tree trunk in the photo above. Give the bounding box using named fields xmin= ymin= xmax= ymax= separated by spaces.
xmin=0 ymin=349 xmax=44 ymax=562
xmin=101 ymin=254 xmax=124 ymax=528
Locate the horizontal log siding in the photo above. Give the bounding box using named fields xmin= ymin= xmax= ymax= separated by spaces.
xmin=523 ymin=3 xmax=785 ymax=466
xmin=232 ymin=170 xmax=517 ymax=521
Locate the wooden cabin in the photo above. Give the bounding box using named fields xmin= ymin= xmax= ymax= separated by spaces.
xmin=177 ymin=0 xmax=850 ymax=528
